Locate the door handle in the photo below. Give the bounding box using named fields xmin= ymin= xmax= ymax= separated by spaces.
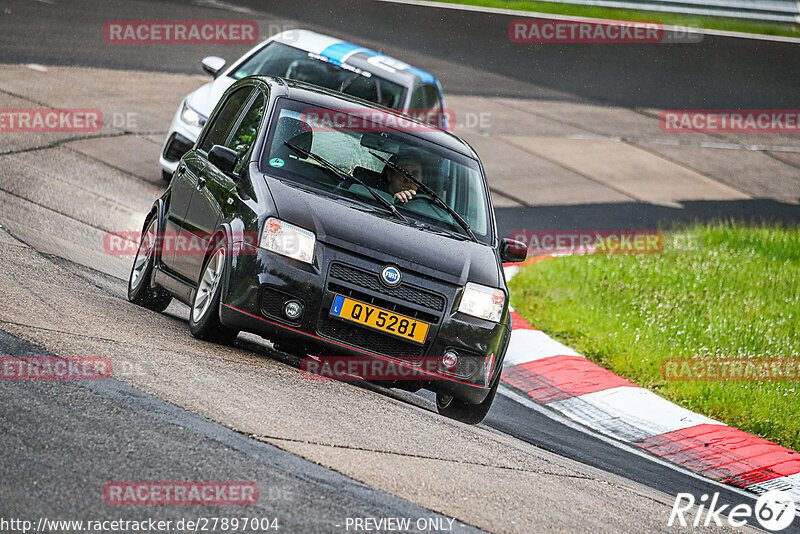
xmin=196 ymin=177 xmax=207 ymax=190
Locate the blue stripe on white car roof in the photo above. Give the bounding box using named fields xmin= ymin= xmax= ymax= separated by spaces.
xmin=319 ymin=42 xmax=367 ymax=63
xmin=273 ymin=29 xmax=438 ymax=84
xmin=320 ymin=43 xmax=436 ymax=84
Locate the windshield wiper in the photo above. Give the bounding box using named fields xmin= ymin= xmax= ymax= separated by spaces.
xmin=369 ymin=151 xmax=479 ymax=243
xmin=409 ymin=220 xmax=471 ymax=241
xmin=283 ymin=142 xmax=408 ymax=223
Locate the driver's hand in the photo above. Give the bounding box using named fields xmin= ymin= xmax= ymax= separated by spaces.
xmin=393 ymin=189 xmax=416 ymax=203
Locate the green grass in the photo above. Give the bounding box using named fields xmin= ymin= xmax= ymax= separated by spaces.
xmin=436 ymin=0 xmax=800 ymax=38
xmin=509 ymin=223 xmax=800 ymax=450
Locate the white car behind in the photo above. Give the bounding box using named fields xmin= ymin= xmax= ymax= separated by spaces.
xmin=159 ymin=29 xmax=447 ymax=180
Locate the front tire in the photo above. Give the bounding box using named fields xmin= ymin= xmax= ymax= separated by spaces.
xmin=127 ymin=216 xmax=172 ymax=312
xmin=162 ymin=170 xmax=173 ymax=182
xmin=189 ymin=240 xmax=239 ymax=345
xmin=436 ymin=371 xmax=501 ymax=425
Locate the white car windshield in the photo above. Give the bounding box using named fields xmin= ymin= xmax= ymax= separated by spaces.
xmin=260 ymin=98 xmax=492 ymax=244
xmin=231 ymin=42 xmax=406 ymax=110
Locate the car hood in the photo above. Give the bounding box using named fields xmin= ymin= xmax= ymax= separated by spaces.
xmin=265 ymin=177 xmax=500 ymax=288
xmin=187 ymin=76 xmax=237 ymax=118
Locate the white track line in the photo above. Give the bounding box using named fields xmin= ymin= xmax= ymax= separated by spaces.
xmin=550 ymin=386 xmax=726 ymax=441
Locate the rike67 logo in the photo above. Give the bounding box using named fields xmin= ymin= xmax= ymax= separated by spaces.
xmin=669 ymin=490 xmax=796 ymax=531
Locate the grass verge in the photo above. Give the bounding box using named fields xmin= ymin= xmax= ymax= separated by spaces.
xmin=508 ymin=223 xmax=800 ymax=450
xmin=433 ymin=0 xmax=800 ymax=38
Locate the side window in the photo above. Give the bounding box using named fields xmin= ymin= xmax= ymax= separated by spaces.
xmin=227 ymin=92 xmax=266 ymax=158
xmin=409 ymin=85 xmax=426 ymax=110
xmin=199 ymin=88 xmax=254 ymax=153
xmin=425 ymin=84 xmax=442 ymax=112
xmin=409 ymin=84 xmax=441 ymax=111
xmin=409 ymin=84 xmax=444 ymax=128
xmin=228 ymin=92 xmax=267 ymax=173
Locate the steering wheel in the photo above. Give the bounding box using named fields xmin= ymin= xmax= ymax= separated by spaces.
xmin=402 ymin=193 xmax=434 ymax=204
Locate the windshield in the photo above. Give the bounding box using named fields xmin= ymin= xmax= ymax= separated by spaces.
xmin=260 ymin=98 xmax=492 ymax=244
xmin=231 ymin=42 xmax=406 ymax=110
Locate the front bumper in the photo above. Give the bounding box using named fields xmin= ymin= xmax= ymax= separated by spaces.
xmin=219 ymin=242 xmax=510 ymax=405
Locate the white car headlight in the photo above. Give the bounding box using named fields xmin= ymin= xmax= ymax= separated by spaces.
xmin=259 ymin=218 xmax=315 ymax=264
xmin=458 ymin=282 xmax=505 ymax=322
xmin=180 ymin=101 xmax=207 ymax=127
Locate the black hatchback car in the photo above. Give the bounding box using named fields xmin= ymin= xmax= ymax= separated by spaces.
xmin=128 ymin=76 xmax=526 ymax=423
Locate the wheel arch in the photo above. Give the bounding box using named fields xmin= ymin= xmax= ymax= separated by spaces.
xmin=144 ymin=197 xmax=169 ymax=272
xmin=207 ymin=217 xmax=249 ymax=308
xmin=148 ymin=192 xmax=170 ymax=233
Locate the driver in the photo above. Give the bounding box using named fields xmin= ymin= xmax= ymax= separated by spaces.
xmin=381 ymin=149 xmax=425 ymax=203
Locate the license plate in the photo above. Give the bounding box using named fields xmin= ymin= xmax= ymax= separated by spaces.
xmin=329 ymin=294 xmax=429 ymax=345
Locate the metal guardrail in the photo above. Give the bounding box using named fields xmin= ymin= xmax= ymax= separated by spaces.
xmin=529 ymin=0 xmax=800 ymax=23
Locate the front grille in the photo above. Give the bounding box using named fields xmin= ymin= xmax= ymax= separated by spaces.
xmin=163 ymin=133 xmax=193 ymax=162
xmin=328 ymin=282 xmax=438 ymax=324
xmin=329 ymin=263 xmax=446 ymax=312
xmin=317 ymin=312 xmax=426 ymax=361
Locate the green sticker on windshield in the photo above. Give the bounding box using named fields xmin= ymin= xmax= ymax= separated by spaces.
xmin=269 ymin=158 xmax=284 ymax=168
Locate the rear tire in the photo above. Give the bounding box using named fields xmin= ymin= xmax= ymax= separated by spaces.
xmin=127 ymin=216 xmax=172 ymax=312
xmin=435 ymin=371 xmax=500 ymax=425
xmin=189 ymin=240 xmax=239 ymax=345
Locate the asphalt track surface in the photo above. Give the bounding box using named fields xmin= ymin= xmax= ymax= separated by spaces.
xmin=1 ymin=0 xmax=799 ymax=532
xmin=6 ymin=0 xmax=800 ymax=109
xmin=0 ymin=331 xmax=479 ymax=533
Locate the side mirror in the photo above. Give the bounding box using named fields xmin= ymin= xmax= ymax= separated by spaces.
xmin=208 ymin=145 xmax=239 ymax=176
xmin=500 ymin=238 xmax=527 ymax=263
xmin=201 ymin=56 xmax=226 ymax=77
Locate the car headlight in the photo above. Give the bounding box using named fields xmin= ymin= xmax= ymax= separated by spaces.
xmin=180 ymin=101 xmax=207 ymax=127
xmin=259 ymin=218 xmax=315 ymax=264
xmin=458 ymin=282 xmax=505 ymax=322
